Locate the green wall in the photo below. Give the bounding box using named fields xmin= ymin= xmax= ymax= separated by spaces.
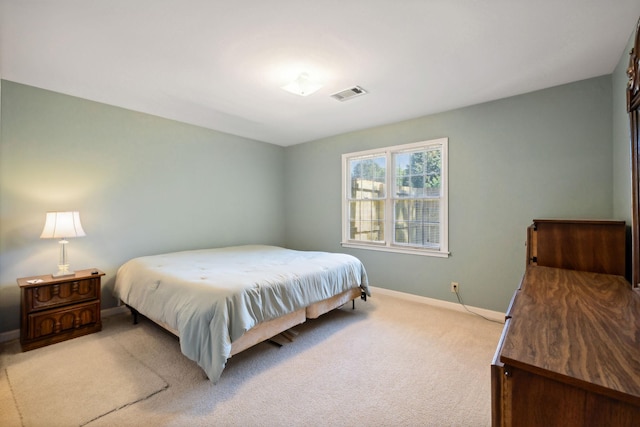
xmin=612 ymin=29 xmax=635 ymax=281
xmin=284 ymin=76 xmax=614 ymax=312
xmin=613 ymin=31 xmax=634 ymax=225
xmin=0 ymin=81 xmax=286 ymax=332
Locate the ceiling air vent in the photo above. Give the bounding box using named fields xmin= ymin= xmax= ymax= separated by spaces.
xmin=330 ymin=86 xmax=368 ymax=102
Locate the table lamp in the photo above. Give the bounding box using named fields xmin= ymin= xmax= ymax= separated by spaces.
xmin=40 ymin=211 xmax=86 ymax=277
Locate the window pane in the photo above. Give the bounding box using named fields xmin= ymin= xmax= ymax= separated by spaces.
xmin=350 ymin=157 xmax=386 ymax=199
xmin=349 ymin=200 xmax=385 ymax=242
xmin=394 ymin=149 xmax=442 ymax=198
xmin=425 ymin=149 xmax=441 ymax=197
xmin=394 ymin=199 xmax=440 ymax=247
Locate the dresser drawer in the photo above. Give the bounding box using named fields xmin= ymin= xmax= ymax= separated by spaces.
xmin=24 ymin=277 xmax=99 ymax=311
xmin=27 ymin=300 xmax=100 ymax=340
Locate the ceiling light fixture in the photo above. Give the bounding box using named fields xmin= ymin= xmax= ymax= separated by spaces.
xmin=281 ymin=73 xmax=323 ymax=97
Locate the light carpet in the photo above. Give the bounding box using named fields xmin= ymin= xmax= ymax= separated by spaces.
xmin=1 ymin=292 xmax=504 ymax=426
xmin=3 ymin=334 xmax=168 ymax=426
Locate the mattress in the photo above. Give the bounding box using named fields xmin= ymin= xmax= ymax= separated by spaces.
xmin=113 ymin=245 xmax=369 ymax=382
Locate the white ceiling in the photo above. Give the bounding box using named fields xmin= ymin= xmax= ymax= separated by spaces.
xmin=2 ymin=1 xmax=640 ymax=146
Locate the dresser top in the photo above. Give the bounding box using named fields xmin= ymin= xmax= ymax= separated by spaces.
xmin=501 ymin=266 xmax=640 ymax=405
xmin=17 ymin=268 xmax=105 ymax=288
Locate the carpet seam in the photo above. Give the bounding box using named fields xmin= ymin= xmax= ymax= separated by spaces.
xmin=4 ymin=367 xmax=26 ymax=427
xmin=107 ymin=332 xmax=173 ymax=386
xmin=77 ymin=332 xmax=172 ymax=425
xmin=81 ymin=384 xmax=169 ymax=426
xmin=5 ymin=330 xmax=171 ymax=427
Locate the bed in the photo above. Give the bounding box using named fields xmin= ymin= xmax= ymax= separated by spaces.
xmin=113 ymin=245 xmax=370 ymax=382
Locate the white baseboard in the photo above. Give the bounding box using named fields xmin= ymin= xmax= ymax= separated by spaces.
xmin=0 ymin=329 xmax=19 ymax=343
xmin=102 ymin=305 xmax=129 ymax=317
xmin=370 ymin=286 xmax=505 ymax=323
xmin=0 ymin=305 xmax=130 ymax=344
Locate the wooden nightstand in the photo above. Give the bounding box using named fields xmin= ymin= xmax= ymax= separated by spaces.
xmin=17 ymin=268 xmax=105 ymax=351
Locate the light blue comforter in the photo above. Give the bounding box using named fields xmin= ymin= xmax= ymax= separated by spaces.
xmin=114 ymin=245 xmax=369 ymax=382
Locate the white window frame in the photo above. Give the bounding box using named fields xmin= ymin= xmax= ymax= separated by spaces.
xmin=341 ymin=138 xmax=449 ymax=257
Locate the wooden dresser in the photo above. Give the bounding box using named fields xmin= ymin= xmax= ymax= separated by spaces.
xmin=492 ymin=219 xmax=640 ymax=426
xmin=18 ymin=268 xmax=104 ymax=351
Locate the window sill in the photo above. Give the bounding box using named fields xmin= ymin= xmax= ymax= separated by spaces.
xmin=340 ymin=242 xmax=450 ymax=258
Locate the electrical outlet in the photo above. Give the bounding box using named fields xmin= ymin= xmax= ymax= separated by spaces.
xmin=450 ymin=282 xmax=459 ymax=293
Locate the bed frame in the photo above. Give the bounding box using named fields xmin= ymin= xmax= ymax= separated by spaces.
xmin=125 ymin=287 xmax=366 ymax=356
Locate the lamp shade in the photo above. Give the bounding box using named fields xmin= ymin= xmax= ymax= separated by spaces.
xmin=40 ymin=211 xmax=86 ymax=239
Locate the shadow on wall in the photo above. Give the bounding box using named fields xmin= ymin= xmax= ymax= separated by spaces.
xmin=0 ymin=286 xmax=20 ymax=331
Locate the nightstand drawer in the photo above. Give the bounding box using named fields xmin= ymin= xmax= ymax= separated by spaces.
xmin=25 ymin=277 xmax=99 ymax=311
xmin=27 ymin=300 xmax=101 ymax=340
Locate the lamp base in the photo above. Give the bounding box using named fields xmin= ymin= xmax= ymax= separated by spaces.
xmin=52 ymin=271 xmax=75 ymax=278
xmin=53 ymin=264 xmax=75 ymax=278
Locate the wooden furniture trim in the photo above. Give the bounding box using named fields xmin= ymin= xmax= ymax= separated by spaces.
xmin=628 ymin=17 xmax=640 ymax=288
xmin=491 ymin=317 xmax=511 ymax=427
xmin=503 ymin=290 xmax=519 ymax=320
xmin=17 ymin=268 xmax=105 ymax=289
xmin=531 ymin=218 xmax=627 ymax=225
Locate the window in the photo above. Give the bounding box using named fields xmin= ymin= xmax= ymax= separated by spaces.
xmin=341 ymin=138 xmax=448 ymax=257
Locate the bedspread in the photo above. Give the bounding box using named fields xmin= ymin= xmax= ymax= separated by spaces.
xmin=113 ymin=245 xmax=369 ymax=382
